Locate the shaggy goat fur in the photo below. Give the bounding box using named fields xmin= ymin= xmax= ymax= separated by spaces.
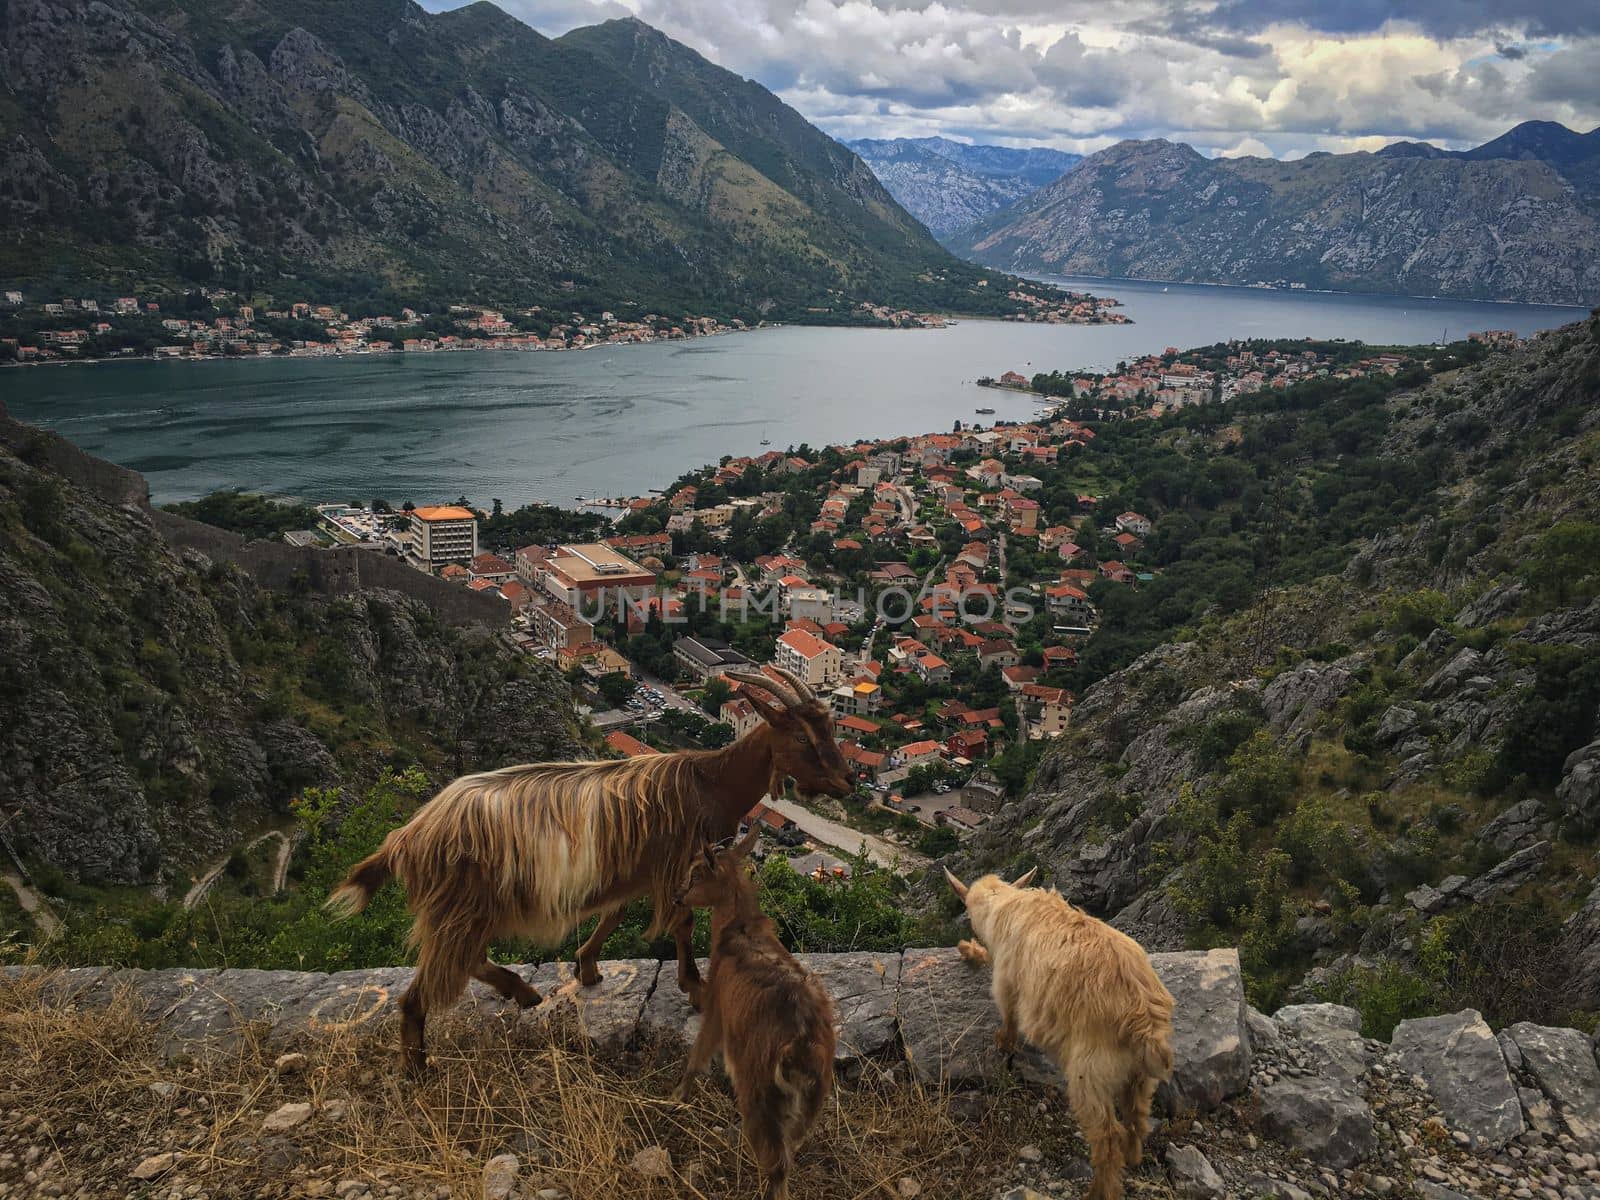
xmin=947 ymin=870 xmax=1174 ymax=1200
xmin=674 ymin=829 xmax=836 ymax=1200
xmin=327 ymin=667 xmax=852 ymax=1072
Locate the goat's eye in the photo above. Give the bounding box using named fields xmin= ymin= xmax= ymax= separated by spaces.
xmin=793 ymin=732 xmax=810 ymax=746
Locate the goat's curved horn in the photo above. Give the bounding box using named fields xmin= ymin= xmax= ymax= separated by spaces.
xmin=724 ymin=669 xmax=802 ymax=710
xmin=767 ymin=663 xmax=818 ymax=705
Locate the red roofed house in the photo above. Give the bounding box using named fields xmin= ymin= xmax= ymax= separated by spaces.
xmin=836 ymin=714 xmax=880 ymax=738
xmin=1002 ymin=664 xmax=1041 ymax=690
xmin=470 ymin=552 xmax=515 ymax=582
xmin=898 ymin=739 xmax=942 ymax=768
xmin=946 ymin=729 xmax=989 ymax=760
xmin=604 ymin=730 xmax=657 ymax=758
xmin=1044 ymin=583 xmax=1096 ymax=624
xmin=841 ymin=742 xmax=888 ymax=782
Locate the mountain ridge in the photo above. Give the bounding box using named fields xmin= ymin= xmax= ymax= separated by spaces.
xmin=848 ymin=135 xmax=1082 ymax=239
xmin=953 ymin=122 xmax=1600 ymax=304
xmin=0 ymin=0 xmax=1012 ymax=318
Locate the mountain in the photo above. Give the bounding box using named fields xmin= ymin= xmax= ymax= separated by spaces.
xmin=953 ymin=123 xmax=1600 ymax=304
xmin=939 ymin=311 xmax=1600 ymax=1021
xmin=0 ymin=0 xmax=1006 ymax=318
xmin=0 ymin=396 xmax=584 ymax=889
xmin=848 ymin=136 xmax=1081 ymax=239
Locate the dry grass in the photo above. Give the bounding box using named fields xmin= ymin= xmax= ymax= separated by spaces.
xmin=0 ymin=973 xmax=1082 ymax=1200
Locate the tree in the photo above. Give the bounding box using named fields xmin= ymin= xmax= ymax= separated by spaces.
xmin=701 ymin=677 xmax=732 ymax=716
xmin=597 ymin=671 xmax=636 ymax=708
xmin=917 ymin=825 xmax=960 ymax=857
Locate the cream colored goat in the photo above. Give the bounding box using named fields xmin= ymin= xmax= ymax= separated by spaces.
xmin=945 ymin=867 xmax=1174 ymax=1200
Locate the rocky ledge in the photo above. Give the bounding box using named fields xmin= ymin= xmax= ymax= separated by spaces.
xmin=6 ymin=949 xmax=1600 ymax=1199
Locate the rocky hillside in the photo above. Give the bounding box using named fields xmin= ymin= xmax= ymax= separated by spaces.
xmin=944 ymin=312 xmax=1600 ymax=1031
xmin=848 ymin=137 xmax=1081 ymax=239
xmin=0 ymin=398 xmax=584 ymax=896
xmin=953 ymin=122 xmax=1600 ymax=304
xmin=0 ymin=0 xmax=1001 ymax=317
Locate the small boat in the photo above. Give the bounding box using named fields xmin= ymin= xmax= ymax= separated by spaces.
xmin=975 ymin=407 xmax=995 ymax=415
xmin=759 ymin=439 xmax=771 ymax=446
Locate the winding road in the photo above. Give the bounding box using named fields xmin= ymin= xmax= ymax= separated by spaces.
xmin=183 ymin=830 xmax=296 ymax=911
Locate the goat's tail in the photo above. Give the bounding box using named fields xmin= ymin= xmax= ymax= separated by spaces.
xmin=772 ymin=1032 xmax=833 ymax=1147
xmin=1119 ymin=998 xmax=1175 ymax=1083
xmin=325 ymin=838 xmax=396 ymax=920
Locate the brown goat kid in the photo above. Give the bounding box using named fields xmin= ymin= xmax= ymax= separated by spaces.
xmin=673 ymin=827 xmax=836 ymax=1200
xmin=326 ymin=666 xmax=851 ymax=1073
xmin=945 ymin=867 xmax=1174 ymax=1200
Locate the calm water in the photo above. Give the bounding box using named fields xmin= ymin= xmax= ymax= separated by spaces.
xmin=4 ymin=276 xmax=1583 ymax=506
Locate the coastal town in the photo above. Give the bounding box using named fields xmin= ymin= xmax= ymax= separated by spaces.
xmin=262 ymin=327 xmax=1535 ymax=879
xmin=0 ymin=279 xmax=1129 ymax=365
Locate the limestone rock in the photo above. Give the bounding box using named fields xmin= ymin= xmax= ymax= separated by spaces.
xmin=1151 ymin=948 xmax=1251 ymax=1113
xmin=1558 ymin=739 xmax=1600 ymax=833
xmin=1258 ymin=1075 xmax=1375 ymax=1167
xmin=273 ymin=1052 xmax=308 ymax=1076
xmin=481 ymin=1153 xmax=520 ymax=1200
xmin=1478 ymin=798 xmax=1550 ymax=853
xmin=1261 ymin=656 xmax=1363 ymax=733
xmin=1455 ymin=581 xmax=1526 ymax=628
xmin=1272 ymin=1003 xmax=1370 ymax=1084
xmin=1421 ymin=648 xmax=1487 ymax=699
xmin=1505 ymin=1022 xmax=1600 ymax=1150
xmin=1242 ymin=1173 xmax=1313 ymax=1200
xmin=629 ymin=1146 xmax=672 ymax=1179
xmin=897 ymin=947 xmax=1055 ymax=1086
xmin=800 ymin=951 xmax=902 ymax=1065
xmin=261 ymin=1101 xmax=313 ymax=1134
xmin=1164 ymin=1143 xmax=1224 ymax=1198
xmin=131 ymin=1152 xmax=177 ymax=1180
xmin=1456 ymin=840 xmax=1550 ymax=904
xmin=518 ymin=958 xmax=661 ymax=1052
xmin=1564 ymin=879 xmax=1600 ymax=1010
xmin=1243 ymin=1006 xmax=1282 ymax=1055
xmin=1391 ymin=1010 xmax=1524 ymax=1147
xmin=1375 ymin=704 xmax=1420 ymax=746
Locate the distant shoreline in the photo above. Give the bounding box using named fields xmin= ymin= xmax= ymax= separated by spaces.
xmin=1026 ymin=270 xmax=1592 ymax=310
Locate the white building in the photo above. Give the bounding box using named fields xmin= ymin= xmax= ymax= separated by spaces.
xmin=774 ymin=629 xmax=842 ymax=689
xmin=407 ymin=505 xmax=479 ymax=572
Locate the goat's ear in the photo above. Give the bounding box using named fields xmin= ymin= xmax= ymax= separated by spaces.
xmin=1010 ymin=866 xmax=1038 ymax=889
xmin=943 ymin=866 xmax=969 ymax=902
xmin=743 ymin=686 xmax=789 ymax=726
xmin=730 ymin=824 xmax=762 ymax=862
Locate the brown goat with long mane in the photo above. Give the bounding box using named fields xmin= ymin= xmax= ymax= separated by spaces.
xmin=673 ymin=826 xmax=836 ymax=1200
xmin=945 ymin=867 xmax=1174 ymax=1200
xmin=326 ymin=666 xmax=851 ymax=1072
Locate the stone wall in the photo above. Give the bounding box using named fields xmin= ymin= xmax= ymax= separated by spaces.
xmin=3 ymin=949 xmax=1251 ymax=1109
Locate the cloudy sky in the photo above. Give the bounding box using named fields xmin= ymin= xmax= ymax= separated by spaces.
xmin=428 ymin=0 xmax=1600 ymax=158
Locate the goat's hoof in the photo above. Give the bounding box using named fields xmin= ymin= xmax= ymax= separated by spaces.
xmin=671 ymin=1082 xmax=695 ymax=1104
xmin=994 ymin=1032 xmax=1018 ymax=1055
xmin=400 ymin=1052 xmax=431 ymax=1078
xmin=576 ymin=962 xmax=601 ymax=987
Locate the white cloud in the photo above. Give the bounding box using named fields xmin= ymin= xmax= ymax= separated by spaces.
xmin=428 ymin=0 xmax=1600 ymax=157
